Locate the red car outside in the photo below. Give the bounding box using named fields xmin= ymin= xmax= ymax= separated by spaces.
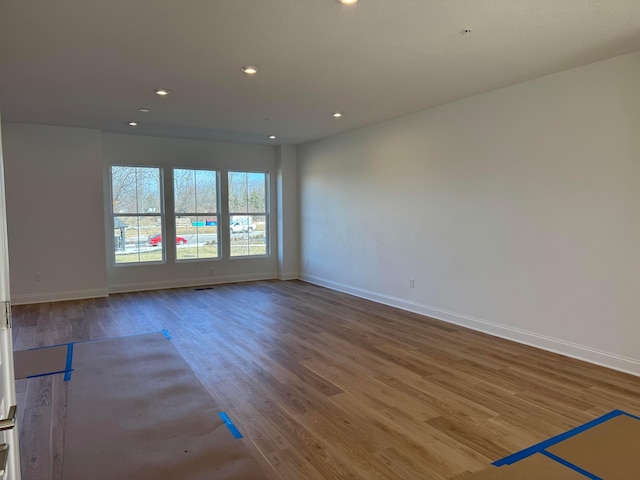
xmin=147 ymin=234 xmax=188 ymax=246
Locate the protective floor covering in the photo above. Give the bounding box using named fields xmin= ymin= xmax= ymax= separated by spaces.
xmin=14 ymin=344 xmax=70 ymax=379
xmin=547 ymin=414 xmax=640 ymax=480
xmin=62 ymin=332 xmax=268 ymax=480
xmin=463 ymin=410 xmax=640 ymax=479
xmin=460 ymin=453 xmax=587 ymax=479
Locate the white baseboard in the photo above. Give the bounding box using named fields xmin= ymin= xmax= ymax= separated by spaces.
xmin=277 ymin=271 xmax=298 ymax=281
xmin=10 ymin=273 xmax=280 ymax=304
xmin=108 ymin=272 xmax=278 ymax=295
xmin=12 ymin=288 xmax=109 ymax=305
xmin=300 ymin=273 xmax=640 ymax=378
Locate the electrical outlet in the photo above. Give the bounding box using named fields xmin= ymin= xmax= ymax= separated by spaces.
xmin=34 ymin=272 xmax=41 ymax=282
xmin=409 ymin=278 xmax=414 ymax=288
xmin=209 ymin=267 xmax=215 ymax=276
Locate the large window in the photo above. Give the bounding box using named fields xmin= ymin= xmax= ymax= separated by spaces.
xmin=111 ymin=166 xmax=163 ymax=264
xmin=174 ymin=168 xmax=219 ymax=260
xmin=109 ymin=166 xmax=270 ymax=264
xmin=228 ymin=171 xmax=268 ymax=257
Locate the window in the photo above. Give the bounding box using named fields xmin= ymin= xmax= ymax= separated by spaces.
xmin=228 ymin=171 xmax=268 ymax=257
xmin=174 ymin=168 xmax=219 ymax=260
xmin=111 ymin=166 xmax=163 ymax=264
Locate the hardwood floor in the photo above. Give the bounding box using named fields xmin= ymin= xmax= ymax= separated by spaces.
xmin=12 ymin=280 xmax=640 ymax=479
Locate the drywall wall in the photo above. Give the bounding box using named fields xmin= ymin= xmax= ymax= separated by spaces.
xmin=1 ymin=125 xmax=284 ymax=302
xmin=276 ymin=145 xmax=298 ymax=279
xmin=298 ymin=51 xmax=640 ymax=375
xmin=2 ymin=123 xmax=108 ymax=303
xmin=101 ymin=133 xmax=278 ymax=292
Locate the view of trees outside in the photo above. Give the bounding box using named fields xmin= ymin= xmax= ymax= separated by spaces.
xmin=112 ymin=166 xmax=163 ymax=263
xmin=228 ymin=172 xmax=268 ymax=256
xmin=174 ymin=169 xmax=218 ymax=260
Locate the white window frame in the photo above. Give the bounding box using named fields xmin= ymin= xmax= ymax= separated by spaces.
xmin=173 ymin=167 xmax=220 ymax=262
xmin=227 ymin=171 xmax=269 ymax=258
xmin=110 ymin=165 xmax=165 ymax=265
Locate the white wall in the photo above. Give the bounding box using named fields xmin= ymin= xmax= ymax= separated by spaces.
xmin=102 ymin=133 xmax=279 ymax=293
xmin=1 ymin=125 xmax=284 ymax=302
xmin=2 ymin=123 xmax=108 ymax=303
xmin=276 ymin=145 xmax=298 ymax=280
xmin=298 ymin=51 xmax=640 ymax=375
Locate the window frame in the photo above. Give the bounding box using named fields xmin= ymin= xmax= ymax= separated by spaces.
xmin=172 ymin=167 xmax=221 ymax=262
xmin=227 ymin=170 xmax=270 ymax=259
xmin=110 ymin=165 xmax=165 ymax=266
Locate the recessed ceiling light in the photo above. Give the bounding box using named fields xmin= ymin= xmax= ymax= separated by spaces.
xmin=332 ymin=112 xmax=343 ymax=118
xmin=268 ymin=135 xmax=277 ymax=140
xmin=138 ymin=108 xmax=150 ymax=113
xmin=460 ymin=28 xmax=472 ymax=35
xmin=241 ymin=66 xmax=258 ymax=75
xmin=338 ymin=0 xmax=358 ymax=4
xmin=154 ymin=88 xmax=170 ymax=96
xmin=128 ymin=122 xmax=138 ymax=127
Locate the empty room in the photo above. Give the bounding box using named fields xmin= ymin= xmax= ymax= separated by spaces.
xmin=1 ymin=1 xmax=640 ymax=479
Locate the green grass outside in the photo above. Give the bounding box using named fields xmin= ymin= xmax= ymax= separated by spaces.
xmin=115 ymin=250 xmax=164 ymax=264
xmin=177 ymin=245 xmax=219 ymax=260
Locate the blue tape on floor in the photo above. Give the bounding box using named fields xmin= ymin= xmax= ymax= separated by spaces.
xmin=24 ymin=332 xmax=175 ymax=382
xmin=28 ymin=331 xmax=171 ymax=351
xmin=540 ymin=451 xmax=602 ymax=480
xmin=27 ymin=370 xmax=69 ymax=379
xmin=622 ymin=410 xmax=640 ymax=421
xmin=64 ymin=343 xmax=74 ymax=382
xmin=493 ymin=410 xmax=626 ymax=466
xmin=29 ymin=344 xmax=67 ymax=350
xmin=219 ymin=412 xmax=243 ymax=439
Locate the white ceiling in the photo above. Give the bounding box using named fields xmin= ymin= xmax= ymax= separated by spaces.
xmin=1 ymin=0 xmax=639 ymax=146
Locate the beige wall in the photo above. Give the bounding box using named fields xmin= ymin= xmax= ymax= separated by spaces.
xmin=298 ymin=51 xmax=640 ymax=375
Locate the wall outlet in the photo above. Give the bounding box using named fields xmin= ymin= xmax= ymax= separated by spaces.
xmin=409 ymin=278 xmax=414 ymax=288
xmin=209 ymin=267 xmax=215 ymax=276
xmin=34 ymin=272 xmax=41 ymax=282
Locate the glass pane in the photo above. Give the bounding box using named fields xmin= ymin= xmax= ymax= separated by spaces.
xmin=230 ymin=215 xmax=267 ymax=257
xmin=112 ymin=166 xmax=161 ymax=214
xmin=228 ymin=171 xmax=248 ymax=213
xmin=176 ymin=215 xmax=219 ymax=261
xmin=111 ymin=166 xmax=139 ymax=214
xmin=174 ymin=169 xmax=196 ymax=213
xmin=196 ymin=170 xmax=217 ymax=214
xmin=247 ymin=173 xmax=266 ymax=213
xmin=114 ymin=215 xmax=163 ymax=264
xmin=137 ymin=167 xmax=161 ymax=213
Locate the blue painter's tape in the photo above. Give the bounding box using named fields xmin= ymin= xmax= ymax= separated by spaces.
xmin=64 ymin=343 xmax=74 ymax=382
xmin=27 ymin=370 xmax=69 ymax=379
xmin=622 ymin=410 xmax=640 ymax=421
xmin=29 ymin=343 xmax=67 ymax=351
xmin=493 ymin=410 xmax=626 ymax=466
xmin=219 ymin=412 xmax=243 ymax=439
xmin=540 ymin=451 xmax=602 ymax=479
xmin=162 ymin=329 xmax=171 ymax=340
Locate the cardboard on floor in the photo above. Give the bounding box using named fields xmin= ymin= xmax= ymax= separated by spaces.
xmin=62 ymin=332 xmax=269 ymax=480
xmin=548 ymin=414 xmax=640 ymax=480
xmin=460 ymin=453 xmax=588 ymax=479
xmin=463 ymin=410 xmax=640 ymax=479
xmin=14 ymin=344 xmax=70 ymax=379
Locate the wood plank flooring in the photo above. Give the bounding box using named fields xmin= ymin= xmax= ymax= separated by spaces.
xmin=12 ymin=280 xmax=640 ymax=480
